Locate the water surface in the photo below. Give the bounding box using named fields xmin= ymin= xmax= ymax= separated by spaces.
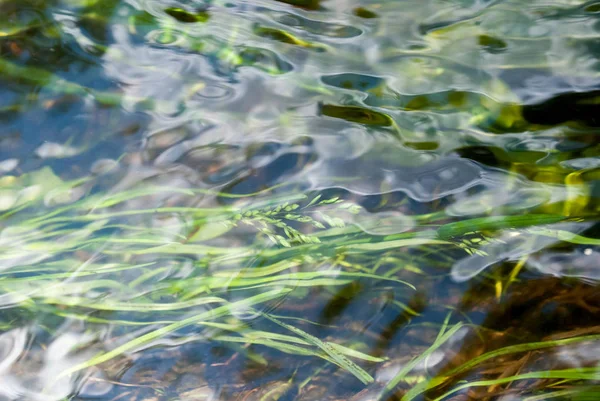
xmin=0 ymin=0 xmax=599 ymax=400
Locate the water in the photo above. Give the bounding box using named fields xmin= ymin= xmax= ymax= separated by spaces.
xmin=0 ymin=0 xmax=599 ymax=400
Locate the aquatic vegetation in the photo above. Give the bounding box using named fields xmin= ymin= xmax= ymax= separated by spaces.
xmin=0 ymin=0 xmax=599 ymax=400
xmin=0 ymin=165 xmax=597 ymax=398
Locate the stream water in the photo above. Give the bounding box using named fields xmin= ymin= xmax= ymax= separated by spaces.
xmin=0 ymin=0 xmax=599 ymax=400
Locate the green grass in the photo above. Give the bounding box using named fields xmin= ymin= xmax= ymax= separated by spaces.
xmin=402 ymin=334 xmax=600 ymax=401
xmin=1 ymin=168 xmax=597 ymax=395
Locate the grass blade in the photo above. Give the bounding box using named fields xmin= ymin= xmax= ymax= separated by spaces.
xmin=432 ymin=368 xmax=600 ymax=401
xmin=57 ymin=288 xmax=291 ymax=378
xmin=262 ymin=313 xmax=374 ymax=384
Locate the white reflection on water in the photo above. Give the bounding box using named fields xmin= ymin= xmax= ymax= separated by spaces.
xmin=451 ymin=222 xmax=594 ymax=282
xmin=0 ymin=329 xmax=103 ymax=401
xmin=529 ymin=248 xmax=600 ymax=283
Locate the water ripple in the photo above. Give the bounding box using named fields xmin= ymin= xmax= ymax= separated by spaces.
xmin=1 ymin=0 xmax=600 ymax=400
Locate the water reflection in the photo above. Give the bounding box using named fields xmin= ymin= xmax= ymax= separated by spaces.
xmin=0 ymin=0 xmax=599 ymax=400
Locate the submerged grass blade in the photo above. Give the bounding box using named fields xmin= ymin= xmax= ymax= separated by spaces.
xmin=262 ymin=313 xmax=374 ymax=384
xmin=437 ymin=215 xmax=569 ymax=239
xmin=380 ymin=321 xmax=465 ymax=400
xmin=209 ymin=271 xmax=415 ymax=290
xmin=527 ymin=228 xmax=600 ymax=245
xmin=341 ymin=238 xmax=451 ymax=252
xmin=432 ymin=368 xmax=600 ymax=401
xmin=57 ymin=288 xmax=291 ymax=378
xmin=43 ymin=295 xmax=227 ymax=311
xmin=233 ymin=329 xmax=386 ymax=362
xmin=214 ymin=333 xmax=385 ymax=364
xmin=403 ymin=334 xmax=600 ymax=401
xmin=524 ymin=387 xmax=600 ymax=401
xmin=444 ymin=334 xmax=600 ymax=378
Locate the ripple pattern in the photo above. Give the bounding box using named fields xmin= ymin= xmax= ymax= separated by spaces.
xmin=0 ymin=0 xmax=599 ymax=400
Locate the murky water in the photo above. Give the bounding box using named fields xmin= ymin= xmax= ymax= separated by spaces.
xmin=0 ymin=0 xmax=599 ymax=400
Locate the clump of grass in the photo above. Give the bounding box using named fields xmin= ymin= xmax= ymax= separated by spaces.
xmin=1 ymin=167 xmax=598 ymax=397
